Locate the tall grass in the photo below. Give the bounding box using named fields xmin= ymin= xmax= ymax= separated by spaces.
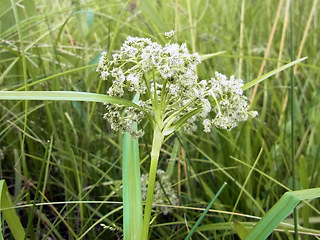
xmin=1 ymin=0 xmax=320 ymax=239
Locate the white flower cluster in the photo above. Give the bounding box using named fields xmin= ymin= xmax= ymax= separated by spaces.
xmin=96 ymin=35 xmax=257 ymax=137
xmin=141 ymin=169 xmax=178 ymax=215
xmin=180 ymin=72 xmax=259 ymax=132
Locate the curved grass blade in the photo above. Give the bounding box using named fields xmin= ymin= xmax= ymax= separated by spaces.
xmin=241 ymin=57 xmax=307 ymax=91
xmin=195 ymin=222 xmax=320 ymax=237
xmin=185 ymin=182 xmax=227 ymax=240
xmin=0 ymin=180 xmax=25 ymax=240
xmin=200 ymin=51 xmax=226 ymax=61
xmin=245 ymin=188 xmax=320 ymax=240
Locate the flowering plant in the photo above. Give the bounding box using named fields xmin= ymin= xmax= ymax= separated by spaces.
xmin=96 ymin=31 xmax=257 ymax=240
xmin=0 ymin=27 xmax=306 ymax=239
xmin=97 ymin=34 xmax=257 ymax=139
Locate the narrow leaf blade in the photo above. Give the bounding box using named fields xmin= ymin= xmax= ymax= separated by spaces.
xmin=242 ymin=57 xmax=308 ymax=91
xmin=200 ymin=51 xmax=226 ymax=61
xmin=246 ymin=188 xmax=320 ymax=240
xmin=185 ymin=182 xmax=227 ymax=240
xmin=0 ymin=180 xmax=25 ymax=239
xmin=234 ymin=221 xmax=249 ymax=240
xmin=0 ymin=91 xmax=155 ymax=126
xmin=122 ymin=94 xmax=143 ymax=240
xmin=0 ymin=91 xmax=137 ymax=107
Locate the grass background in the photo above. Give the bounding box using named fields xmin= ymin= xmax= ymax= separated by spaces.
xmin=1 ymin=0 xmax=320 ymax=239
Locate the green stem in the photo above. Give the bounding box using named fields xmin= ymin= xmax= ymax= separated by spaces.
xmin=141 ymin=125 xmax=164 ymax=240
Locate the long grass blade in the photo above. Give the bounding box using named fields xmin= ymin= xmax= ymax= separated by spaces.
xmin=245 ymin=188 xmax=320 ymax=240
xmin=196 ymin=222 xmax=320 ymax=236
xmin=122 ymin=94 xmax=143 ymax=240
xmin=185 ymin=182 xmax=227 ymax=240
xmin=0 ymin=180 xmax=25 ymax=240
xmin=289 ymin=1 xmax=298 ymax=238
xmin=0 ymin=91 xmax=134 ymax=105
xmin=241 ymin=57 xmax=307 ymax=91
xmin=0 ymin=90 xmax=155 ymax=126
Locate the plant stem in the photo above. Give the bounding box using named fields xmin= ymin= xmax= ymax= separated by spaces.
xmin=141 ymin=125 xmax=164 ymax=240
xmin=290 ymin=1 xmax=298 ymax=239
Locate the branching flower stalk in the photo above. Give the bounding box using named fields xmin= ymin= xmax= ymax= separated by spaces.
xmin=96 ymin=31 xmax=257 ymax=240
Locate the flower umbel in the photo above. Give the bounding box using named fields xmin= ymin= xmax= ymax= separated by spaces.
xmin=97 ymin=35 xmax=257 ymax=137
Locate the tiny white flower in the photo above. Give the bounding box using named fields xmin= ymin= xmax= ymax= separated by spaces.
xmin=203 ymin=119 xmax=212 ymax=132
xmin=200 ymin=99 xmax=211 ymax=117
xmin=127 ymin=73 xmax=139 ymax=84
xmin=164 ymin=30 xmax=175 ymax=39
xmin=169 ymin=84 xmax=179 ymax=96
xmin=100 ymin=71 xmax=109 ymax=80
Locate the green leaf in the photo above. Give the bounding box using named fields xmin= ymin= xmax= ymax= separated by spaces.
xmin=245 ymin=188 xmax=320 ymax=240
xmin=0 ymin=90 xmax=133 ymax=105
xmin=195 ymin=221 xmax=320 ymax=236
xmin=0 ymin=91 xmax=156 ymax=127
xmin=234 ymin=221 xmax=249 ymax=240
xmin=122 ymin=94 xmax=143 ymax=240
xmin=241 ymin=57 xmax=308 ymax=91
xmin=163 ymin=108 xmax=201 ymax=136
xmin=123 ymin=129 xmax=143 ymax=240
xmin=0 ymin=180 xmax=25 ymax=239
